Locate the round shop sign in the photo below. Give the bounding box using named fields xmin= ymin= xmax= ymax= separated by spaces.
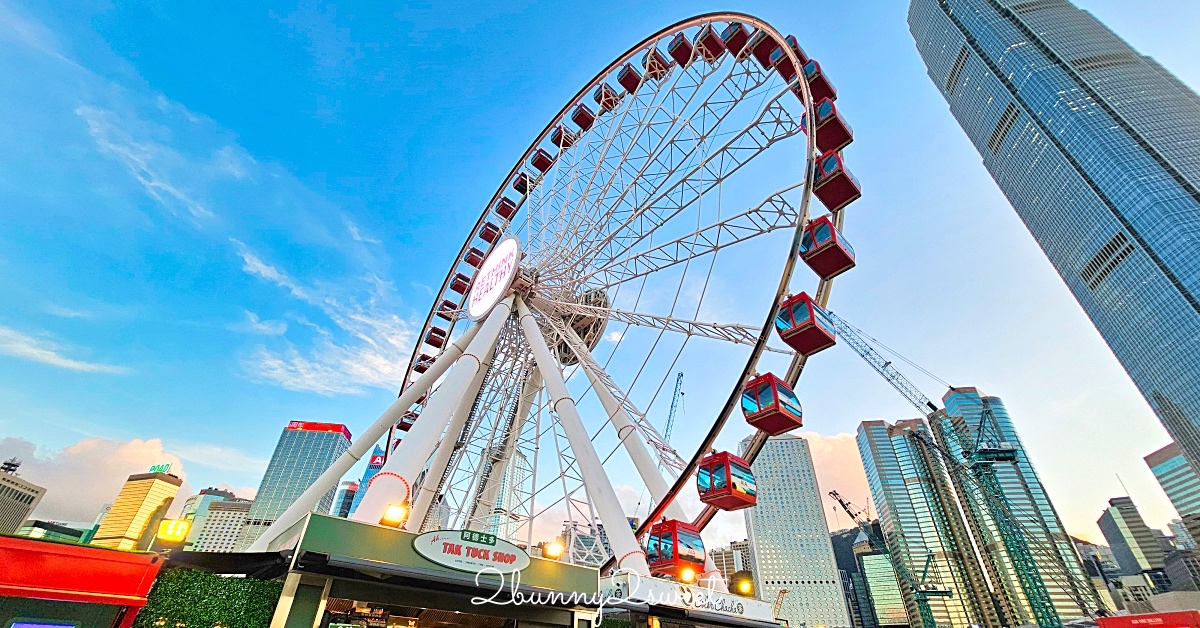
xmin=413 ymin=529 xmax=531 ymax=575
xmin=467 ymin=236 xmax=522 ymax=321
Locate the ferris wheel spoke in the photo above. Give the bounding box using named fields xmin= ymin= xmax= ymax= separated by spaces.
xmin=579 ymin=184 xmax=802 ymax=288
xmin=565 ymin=89 xmax=802 ymax=278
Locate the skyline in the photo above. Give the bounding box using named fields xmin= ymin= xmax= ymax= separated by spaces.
xmin=1 ymin=0 xmax=1199 ymax=547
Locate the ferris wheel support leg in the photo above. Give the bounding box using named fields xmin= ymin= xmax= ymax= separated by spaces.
xmin=468 ymin=369 xmax=542 ymax=531
xmin=352 ymin=295 xmax=515 ymax=529
xmin=516 ymin=297 xmax=651 ymax=576
xmin=561 ymin=332 xmax=727 ymax=591
xmin=409 ymin=341 xmax=497 ymax=530
xmin=245 ymin=320 xmax=486 ymax=552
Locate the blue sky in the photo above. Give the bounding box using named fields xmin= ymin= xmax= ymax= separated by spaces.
xmin=1 ymin=0 xmax=1198 ymax=543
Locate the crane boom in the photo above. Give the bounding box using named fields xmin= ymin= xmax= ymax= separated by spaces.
xmin=827 ymin=313 xmax=938 ymax=414
xmin=663 ymin=372 xmax=683 ymax=443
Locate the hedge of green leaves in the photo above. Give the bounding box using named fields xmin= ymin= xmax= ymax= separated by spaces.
xmin=135 ymin=568 xmax=283 ymax=628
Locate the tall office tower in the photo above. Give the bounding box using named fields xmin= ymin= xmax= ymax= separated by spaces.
xmin=0 ymin=459 xmax=45 ymax=535
xmin=831 ymin=528 xmax=876 ymax=628
xmin=860 ymin=552 xmax=909 ymax=628
xmin=936 ymin=388 xmax=1096 ymax=621
xmin=562 ymin=522 xmax=612 ymax=568
xmin=348 ymin=445 xmax=385 ymax=515
xmin=908 ymin=0 xmax=1200 ymax=469
xmin=192 ymin=500 xmax=253 ymax=553
xmin=742 ymin=434 xmax=852 ymax=628
xmin=179 ymin=487 xmax=236 ymax=550
xmin=479 ymin=450 xmax=530 ymax=541
xmin=1146 ymin=442 xmax=1200 ymax=530
xmin=710 ymin=540 xmax=755 ymax=586
xmin=91 ymin=469 xmax=183 ymax=550
xmin=1097 ymin=496 xmax=1170 ymax=591
xmin=17 ymin=520 xmax=85 ymax=543
xmin=1170 ymin=520 xmax=1198 ymax=551
xmin=330 ymin=481 xmax=358 ymax=518
xmin=235 ymin=421 xmax=351 ymax=551
xmin=858 ymin=420 xmax=1001 ymax=628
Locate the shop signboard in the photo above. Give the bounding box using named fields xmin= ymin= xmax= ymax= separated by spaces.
xmin=412 ymin=529 xmax=531 ymax=575
xmin=601 ymin=573 xmax=776 ymax=623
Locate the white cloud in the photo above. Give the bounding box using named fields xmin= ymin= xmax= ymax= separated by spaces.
xmin=168 ymin=442 xmax=269 ymax=474
xmin=0 ymin=324 xmax=129 ymax=374
xmin=229 ymin=311 xmax=287 ymax=336
xmin=345 ymin=218 xmax=380 ymax=244
xmin=43 ymin=304 xmax=92 ymax=319
xmin=604 ymin=331 xmax=624 ymax=343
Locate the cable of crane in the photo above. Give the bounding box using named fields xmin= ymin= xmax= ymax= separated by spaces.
xmin=832 ymin=313 xmax=953 ymax=389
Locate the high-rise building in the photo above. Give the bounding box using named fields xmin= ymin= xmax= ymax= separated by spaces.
xmin=831 ymin=528 xmax=875 ymax=628
xmin=860 ymin=553 xmax=909 ymax=628
xmin=1074 ymin=537 xmax=1121 ymax=578
xmin=235 ymin=421 xmax=352 ymax=551
xmin=180 ymin=487 xmax=236 ymax=551
xmin=1170 ymin=520 xmax=1198 ymax=551
xmin=908 ymin=0 xmax=1200 ymax=470
xmin=91 ymin=469 xmax=183 ymax=550
xmin=1165 ymin=550 xmax=1200 ymax=591
xmin=331 ymin=481 xmax=358 ymax=518
xmin=936 ymin=388 xmax=1097 ymax=621
xmin=348 ymin=446 xmax=386 ymax=515
xmin=192 ymin=499 xmax=253 ymax=553
xmin=1098 ymin=497 xmax=1166 ymax=575
xmin=480 ymin=450 xmax=530 ymax=542
xmin=17 ymin=520 xmax=85 ymax=543
xmin=858 ymin=419 xmax=1000 ymax=628
xmin=1146 ymin=443 xmax=1200 ymax=524
xmin=562 ymin=522 xmax=612 ymax=568
xmin=0 ymin=460 xmax=45 ymax=535
xmin=710 ymin=539 xmax=755 ymax=587
xmin=743 ymin=434 xmax=851 ymax=628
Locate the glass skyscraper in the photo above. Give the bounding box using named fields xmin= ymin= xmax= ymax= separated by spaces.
xmin=937 ymin=388 xmax=1098 ymax=620
xmin=348 ymin=445 xmax=385 ymax=515
xmin=908 ymin=0 xmax=1200 ymax=470
xmin=1146 ymin=442 xmax=1200 ymax=520
xmin=235 ymin=421 xmax=351 ymax=551
xmin=742 ymin=434 xmax=852 ymax=628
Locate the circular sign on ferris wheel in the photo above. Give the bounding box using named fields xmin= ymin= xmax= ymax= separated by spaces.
xmin=466 ymin=236 xmax=522 ymax=322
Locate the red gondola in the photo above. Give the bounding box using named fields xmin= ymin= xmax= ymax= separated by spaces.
xmin=668 ymin=32 xmax=694 ymax=67
xmin=813 ymin=151 xmax=862 ymax=211
xmin=741 ymin=372 xmax=804 ymax=435
xmin=784 ymin=35 xmax=809 ymax=65
xmin=594 ymin=83 xmax=622 ymax=113
xmin=801 ymin=215 xmax=856 ymax=280
xmin=424 ymin=327 xmax=448 ymax=349
xmin=530 ymin=149 xmax=555 ymax=173
xmin=769 ymin=46 xmax=797 ymax=82
xmin=694 ymin=24 xmax=725 ymax=62
xmin=449 ymin=273 xmax=471 ymax=294
xmin=551 ymin=125 xmax=577 ymax=148
xmin=572 ymin=104 xmax=596 ymax=132
xmin=496 ymin=197 xmax=518 ymax=220
xmin=647 ymin=519 xmax=706 ymax=583
xmin=775 ymin=292 xmax=837 ymax=356
xmin=813 ymin=98 xmax=853 ymax=153
xmin=643 ymin=48 xmax=671 ymax=81
xmin=464 ymin=247 xmax=485 ymax=268
xmin=745 ymin=30 xmax=778 ymax=68
xmin=618 ymin=63 xmax=642 ymax=94
xmin=413 ymin=354 xmax=434 ymax=374
xmin=803 ymin=60 xmax=837 ymax=102
xmin=398 ymin=411 xmax=418 ymax=432
xmin=512 ymin=173 xmax=530 ymax=195
xmin=698 ymin=451 xmax=757 ymax=511
xmin=721 ymin=23 xmax=749 ymax=56
xmin=479 ymin=222 xmax=501 ymax=243
xmin=436 ymin=299 xmax=457 ymax=321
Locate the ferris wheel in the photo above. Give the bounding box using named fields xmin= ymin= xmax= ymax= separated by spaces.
xmin=249 ymin=12 xmax=862 ymax=589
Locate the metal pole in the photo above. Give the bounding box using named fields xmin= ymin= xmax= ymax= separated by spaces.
xmin=515 ymin=297 xmax=650 ymax=576
xmin=352 ymin=295 xmax=515 ymax=528
xmin=247 ymin=321 xmax=485 ymax=552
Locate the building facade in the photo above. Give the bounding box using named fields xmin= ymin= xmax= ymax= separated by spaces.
xmin=91 ymin=471 xmax=183 ymax=550
xmin=17 ymin=520 xmax=85 ymax=542
xmin=1147 ymin=442 xmax=1200 ymax=526
xmin=858 ymin=419 xmax=1000 ymax=628
xmin=1171 ymin=520 xmax=1198 ymax=551
xmin=0 ymin=463 xmax=45 ymax=535
xmin=831 ymin=527 xmax=876 ymax=628
xmin=179 ymin=487 xmax=236 ymax=550
xmin=710 ymin=539 xmax=755 ymax=586
xmin=348 ymin=446 xmax=386 ymax=515
xmin=331 ymin=481 xmax=358 ymax=518
xmin=743 ymin=434 xmax=852 ymax=628
xmin=1165 ymin=549 xmax=1200 ymax=592
xmin=1098 ymin=496 xmax=1167 ymax=575
xmin=860 ymin=553 xmax=909 ymax=628
xmin=235 ymin=421 xmax=352 ymax=551
xmin=908 ymin=0 xmax=1200 ymax=470
xmin=937 ymin=388 xmax=1097 ymax=621
xmin=192 ymin=499 xmax=253 ymax=553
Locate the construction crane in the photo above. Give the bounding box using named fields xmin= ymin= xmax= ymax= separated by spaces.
xmin=772 ymin=589 xmax=789 ymax=619
xmin=827 ymin=312 xmax=1064 ymax=628
xmin=663 ymin=372 xmax=684 ymax=444
xmin=830 ymin=490 xmax=951 ymax=628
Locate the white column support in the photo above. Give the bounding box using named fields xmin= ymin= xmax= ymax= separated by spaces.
xmin=558 ymin=321 xmax=728 ymax=591
xmin=409 ymin=341 xmax=496 ymax=530
xmin=468 ymin=369 xmax=543 ymax=530
xmin=516 ymin=296 xmax=650 ymax=576
xmin=247 ymin=321 xmax=485 ymax=552
xmin=352 ymin=295 xmax=515 ymax=528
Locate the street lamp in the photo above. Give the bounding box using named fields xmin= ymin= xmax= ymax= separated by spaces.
xmin=730 ymin=570 xmax=754 ymax=597
xmin=379 ymin=502 xmax=410 ymax=528
xmin=542 ymin=537 xmax=566 ymax=560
